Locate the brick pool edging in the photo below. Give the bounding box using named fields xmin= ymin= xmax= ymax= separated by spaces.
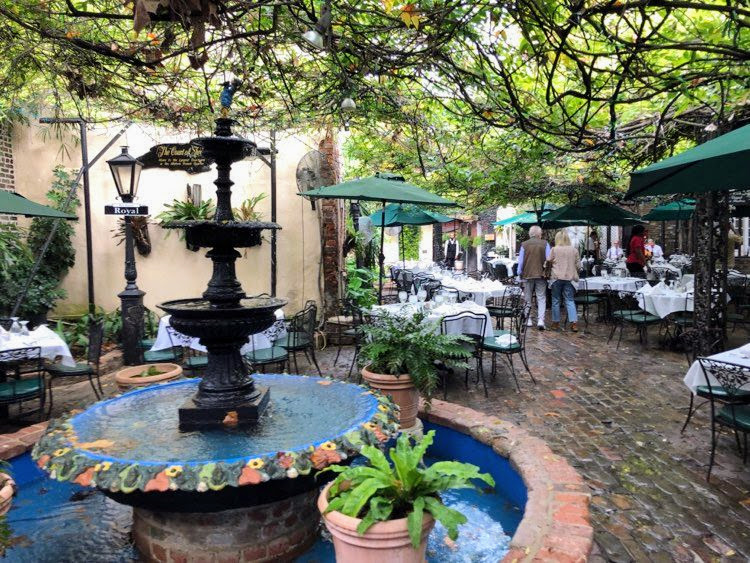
xmin=420 ymin=399 xmax=593 ymax=563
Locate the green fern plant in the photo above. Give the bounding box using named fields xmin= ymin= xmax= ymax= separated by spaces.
xmin=358 ymin=312 xmax=471 ymax=405
xmin=156 ymin=199 xmax=216 ymax=240
xmin=323 ymin=430 xmax=495 ymax=548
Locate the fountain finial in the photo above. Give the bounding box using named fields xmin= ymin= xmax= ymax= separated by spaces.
xmin=220 ymin=79 xmax=241 ymax=118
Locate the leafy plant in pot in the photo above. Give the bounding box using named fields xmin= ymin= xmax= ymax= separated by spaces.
xmin=359 ymin=312 xmax=471 ymax=429
xmin=318 ymin=430 xmax=495 ymax=562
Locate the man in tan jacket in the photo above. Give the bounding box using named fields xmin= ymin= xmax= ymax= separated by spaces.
xmin=518 ymin=225 xmax=551 ymax=329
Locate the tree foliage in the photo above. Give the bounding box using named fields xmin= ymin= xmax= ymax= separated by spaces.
xmin=1 ymin=1 xmax=748 ymax=208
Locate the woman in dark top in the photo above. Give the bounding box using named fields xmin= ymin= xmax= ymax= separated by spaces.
xmin=626 ymin=225 xmax=646 ymax=275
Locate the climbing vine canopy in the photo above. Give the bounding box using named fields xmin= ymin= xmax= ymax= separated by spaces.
xmin=2 ymin=0 xmax=749 ymax=203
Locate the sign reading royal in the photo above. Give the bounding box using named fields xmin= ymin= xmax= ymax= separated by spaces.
xmin=137 ymin=143 xmax=212 ymax=174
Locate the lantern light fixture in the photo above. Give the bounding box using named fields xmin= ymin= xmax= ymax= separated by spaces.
xmin=107 ymin=146 xmax=143 ymax=203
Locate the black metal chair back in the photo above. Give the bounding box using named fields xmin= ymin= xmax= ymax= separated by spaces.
xmin=493 ymin=263 xmax=509 ymax=282
xmin=678 ymin=329 xmax=722 ymax=367
xmin=440 ymin=311 xmax=486 ymax=348
xmin=0 ymin=318 xmax=12 ymax=331
xmin=87 ymin=320 xmax=105 ymax=370
xmin=698 ymin=358 xmax=750 ymax=400
xmin=422 ymin=280 xmax=442 ymax=301
xmin=0 ymin=346 xmax=45 ymax=417
xmin=289 ymin=302 xmax=317 ymax=347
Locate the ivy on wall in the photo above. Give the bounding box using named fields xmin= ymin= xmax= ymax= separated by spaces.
xmin=401 ymin=225 xmax=421 ymax=261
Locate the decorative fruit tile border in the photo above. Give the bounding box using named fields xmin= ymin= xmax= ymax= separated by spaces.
xmin=420 ymin=400 xmax=593 ymax=563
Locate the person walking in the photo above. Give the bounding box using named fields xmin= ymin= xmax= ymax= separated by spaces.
xmin=547 ymin=230 xmax=581 ymax=332
xmin=444 ymin=232 xmax=460 ymax=269
xmin=626 ymin=225 xmax=647 ymax=276
xmin=518 ymin=225 xmax=550 ymax=330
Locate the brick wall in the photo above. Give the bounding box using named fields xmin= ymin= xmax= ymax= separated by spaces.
xmin=0 ymin=124 xmax=15 ymax=224
xmin=318 ymin=130 xmax=344 ymax=315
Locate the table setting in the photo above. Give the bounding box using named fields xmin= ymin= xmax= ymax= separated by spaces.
xmin=581 ymin=275 xmax=645 ymax=293
xmin=0 ymin=320 xmax=75 ymax=367
xmin=436 ymin=275 xmax=509 ymax=305
xmin=151 ymin=309 xmax=287 ymax=354
xmin=635 ymin=281 xmax=693 ymax=319
xmin=370 ymin=300 xmax=494 ymax=338
xmin=683 ymin=343 xmax=750 ymax=393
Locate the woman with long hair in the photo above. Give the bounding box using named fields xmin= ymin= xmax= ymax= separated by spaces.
xmin=547 ymin=230 xmax=581 ymax=332
xmin=626 ymin=225 xmax=647 ymax=275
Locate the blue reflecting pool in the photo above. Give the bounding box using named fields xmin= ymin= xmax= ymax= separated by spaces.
xmin=5 ymin=421 xmax=524 ymax=562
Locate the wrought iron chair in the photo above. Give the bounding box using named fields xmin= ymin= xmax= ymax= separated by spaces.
xmin=127 ymin=305 xmax=182 ymax=364
xmin=46 ymin=320 xmax=104 ymax=414
xmin=165 ymin=325 xmax=207 ymax=377
xmin=492 ymin=263 xmax=510 ymax=283
xmin=440 ymin=311 xmax=487 ymax=397
xmin=697 ymin=358 xmax=750 ymax=480
xmin=606 ymin=291 xmax=661 ymax=349
xmin=0 ymin=318 xmax=12 ymax=330
xmin=243 ymin=330 xmax=288 ymax=374
xmin=0 ymin=346 xmax=47 ymax=421
xmin=421 ymin=280 xmax=442 ymax=301
xmin=573 ymin=278 xmax=604 ymax=327
xmin=486 ymin=286 xmax=522 ymax=333
xmin=679 ymin=328 xmax=726 ymax=433
xmin=480 ymin=305 xmax=534 ymax=392
xmin=396 ymin=270 xmax=415 ymax=294
xmin=328 ymin=298 xmax=361 ymax=368
xmin=277 ymin=301 xmax=322 ymax=376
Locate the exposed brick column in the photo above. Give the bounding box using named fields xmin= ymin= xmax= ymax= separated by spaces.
xmin=318 ymin=130 xmax=344 ymax=315
xmin=0 ymin=124 xmax=16 ymax=224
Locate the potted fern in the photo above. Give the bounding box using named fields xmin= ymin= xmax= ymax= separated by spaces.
xmin=359 ymin=312 xmax=470 ymax=429
xmin=318 ymin=430 xmax=494 ymax=562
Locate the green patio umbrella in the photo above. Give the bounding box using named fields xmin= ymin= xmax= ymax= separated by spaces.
xmin=0 ymin=190 xmax=76 ymax=219
xmin=626 ymin=124 xmax=750 ymax=198
xmin=642 ymin=199 xmax=695 ymax=221
xmin=540 ymin=196 xmax=645 ymax=227
xmin=300 ymin=172 xmax=456 ymax=302
xmin=367 ymin=203 xmax=455 ymax=267
xmin=493 ymin=211 xmax=540 ymax=227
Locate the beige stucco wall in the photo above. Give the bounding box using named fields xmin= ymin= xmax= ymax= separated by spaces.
xmin=11 ymin=122 xmax=324 ymax=316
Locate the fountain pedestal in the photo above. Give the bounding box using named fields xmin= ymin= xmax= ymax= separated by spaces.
xmin=159 ymin=118 xmax=285 ymax=429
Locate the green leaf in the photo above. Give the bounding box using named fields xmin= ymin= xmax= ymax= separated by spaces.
xmin=424 ymin=496 xmax=467 ymax=540
xmin=341 ymin=478 xmax=388 ymax=518
xmin=407 ymin=497 xmax=425 ymax=548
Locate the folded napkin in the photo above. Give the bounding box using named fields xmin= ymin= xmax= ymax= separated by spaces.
xmin=637 ymin=284 xmax=653 ymax=295
xmin=650 ymin=282 xmax=668 ymax=296
xmin=495 ymin=334 xmax=519 ymax=347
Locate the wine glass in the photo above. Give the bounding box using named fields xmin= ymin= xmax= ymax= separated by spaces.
xmin=9 ymin=317 xmax=21 ymax=335
xmin=19 ymin=321 xmax=30 ymax=336
xmin=417 ymin=288 xmax=427 ymax=303
xmin=408 ymin=294 xmax=418 ymax=305
xmin=398 ymin=291 xmax=408 ymax=304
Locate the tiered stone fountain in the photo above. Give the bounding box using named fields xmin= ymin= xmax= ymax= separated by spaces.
xmin=32 ymin=110 xmax=399 ymax=562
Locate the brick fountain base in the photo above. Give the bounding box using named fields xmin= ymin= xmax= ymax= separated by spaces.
xmin=132 ymin=489 xmax=319 ymax=563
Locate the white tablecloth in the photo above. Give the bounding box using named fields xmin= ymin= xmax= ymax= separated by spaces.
xmin=637 ymin=292 xmax=692 ymax=319
xmin=151 ymin=311 xmax=287 ymax=354
xmin=684 ymin=346 xmax=750 ymax=393
xmin=581 ymin=276 xmax=644 ymax=293
xmin=370 ymin=302 xmax=494 ymax=338
xmin=437 ymin=277 xmax=510 ymax=306
xmin=0 ymin=326 xmax=75 ymax=367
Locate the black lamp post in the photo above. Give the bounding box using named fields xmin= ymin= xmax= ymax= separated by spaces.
xmin=108 ymin=146 xmax=145 ymax=366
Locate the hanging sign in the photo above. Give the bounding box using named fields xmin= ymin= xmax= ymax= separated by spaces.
xmin=137 ymin=143 xmax=212 ymax=174
xmin=105 ymin=203 xmax=149 ymax=216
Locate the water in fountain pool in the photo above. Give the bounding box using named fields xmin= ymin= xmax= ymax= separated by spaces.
xmin=5 ymin=423 xmax=524 ymax=562
xmin=72 ymin=375 xmax=377 ymax=463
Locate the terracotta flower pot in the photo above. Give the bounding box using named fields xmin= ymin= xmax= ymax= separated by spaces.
xmin=115 ymin=363 xmax=183 ymax=391
xmin=318 ymin=482 xmax=434 ymax=563
xmin=0 ymin=472 xmax=16 ymax=516
xmin=361 ymin=366 xmax=418 ymax=429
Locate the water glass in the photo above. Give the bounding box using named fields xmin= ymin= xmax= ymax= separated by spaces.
xmin=417 ymin=288 xmax=427 ymax=303
xmin=398 ymin=291 xmax=408 ymax=304
xmin=408 ymin=294 xmax=418 ymax=305
xmin=9 ymin=317 xmax=21 ymax=335
xmin=19 ymin=320 xmax=29 ymax=336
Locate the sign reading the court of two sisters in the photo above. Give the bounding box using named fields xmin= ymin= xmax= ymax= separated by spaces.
xmin=137 ymin=143 xmax=212 ymax=174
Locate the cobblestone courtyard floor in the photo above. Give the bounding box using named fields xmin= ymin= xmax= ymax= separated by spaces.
xmin=16 ymin=318 xmax=750 ymax=562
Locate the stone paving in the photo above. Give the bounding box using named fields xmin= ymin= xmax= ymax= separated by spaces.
xmin=7 ymin=318 xmax=750 ymax=562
